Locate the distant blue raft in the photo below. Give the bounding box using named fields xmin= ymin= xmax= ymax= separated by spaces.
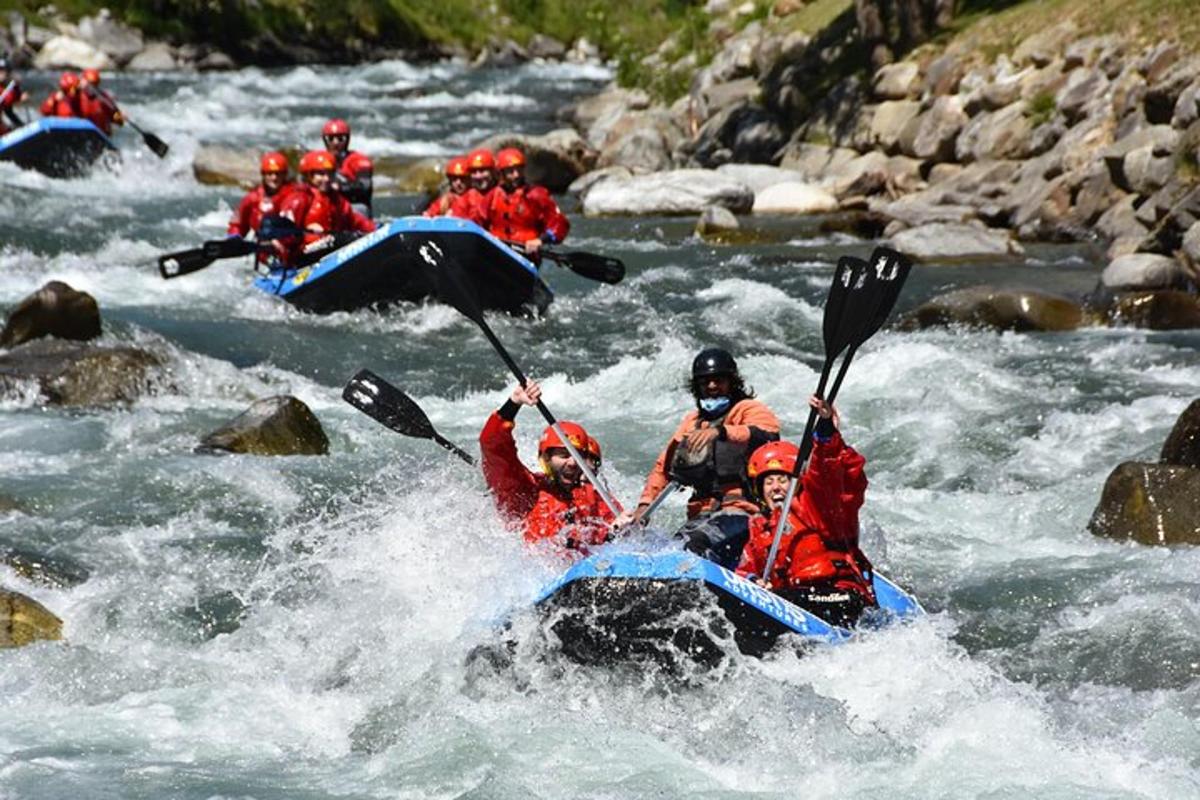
xmin=535 ymin=551 xmax=922 ymax=666
xmin=252 ymin=216 xmax=553 ymax=315
xmin=0 ymin=118 xmax=116 ymax=178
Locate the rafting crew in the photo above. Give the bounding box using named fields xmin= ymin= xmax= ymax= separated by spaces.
xmin=488 ymin=147 xmax=569 ymax=261
xmin=321 ymin=118 xmax=374 ymax=218
xmin=736 ymin=396 xmax=877 ymax=628
xmin=277 ymin=149 xmax=376 ymax=266
xmin=449 ymin=147 xmax=499 ymax=226
xmin=0 ymin=56 xmax=28 ymax=135
xmin=78 ymin=69 xmax=124 ymax=136
xmin=39 ymin=71 xmax=85 ymax=119
xmin=480 ymin=379 xmax=615 ymax=557
xmin=619 ymin=348 xmax=780 ymax=568
xmin=423 ymin=156 xmax=470 ymax=217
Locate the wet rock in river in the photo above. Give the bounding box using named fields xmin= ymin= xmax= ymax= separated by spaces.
xmin=1161 ymin=399 xmax=1200 ymax=470
xmin=1 ymin=547 xmax=90 ymax=588
xmin=197 ymin=395 xmax=329 ymax=456
xmin=1089 ymin=461 xmax=1200 ymax=546
xmin=1104 ymin=290 xmax=1200 ymax=330
xmin=1 ymin=281 xmax=101 ymax=348
xmin=0 ymin=588 xmax=63 ymax=648
xmin=896 ymin=286 xmax=1084 ymax=332
xmin=0 ymin=339 xmax=164 ymax=406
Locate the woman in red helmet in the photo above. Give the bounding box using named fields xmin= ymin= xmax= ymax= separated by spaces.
xmin=448 ymin=147 xmax=498 ymax=227
xmin=277 ymin=150 xmax=376 ymax=266
xmin=736 ymin=395 xmax=876 ymax=628
xmin=39 ymin=72 xmax=84 ymax=119
xmin=423 ymin=156 xmax=470 ymax=218
xmin=488 ymin=147 xmax=569 ymax=260
xmin=321 ymin=118 xmax=374 ymax=217
xmin=227 ymin=151 xmax=297 ymax=262
xmin=77 ymin=68 xmax=123 ymax=135
xmin=480 ymin=378 xmax=616 ymax=555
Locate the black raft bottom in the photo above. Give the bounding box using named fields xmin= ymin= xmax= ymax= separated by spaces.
xmin=1 ymin=130 xmax=113 ymax=178
xmin=541 ymin=577 xmax=802 ymax=671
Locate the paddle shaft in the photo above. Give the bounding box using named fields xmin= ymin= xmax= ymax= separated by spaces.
xmin=86 ymin=87 xmax=168 ymax=156
xmin=473 ymin=316 xmax=622 ymax=516
xmin=0 ymin=80 xmax=14 ymax=108
xmin=639 ymin=480 xmax=680 ymax=525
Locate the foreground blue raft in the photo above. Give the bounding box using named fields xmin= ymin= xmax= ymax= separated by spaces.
xmin=534 ymin=551 xmax=922 ymax=666
xmin=252 ymin=217 xmax=553 ymax=315
xmin=0 ymin=118 xmax=116 ymax=178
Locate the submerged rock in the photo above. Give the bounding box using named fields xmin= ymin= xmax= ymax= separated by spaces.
xmin=1089 ymin=461 xmax=1200 ymax=546
xmin=1 ymin=548 xmax=90 ymax=588
xmin=1161 ymin=399 xmax=1200 ymax=469
xmin=0 ymin=281 xmax=101 ymax=348
xmin=1105 ymin=291 xmax=1200 ymax=330
xmin=0 ymin=339 xmax=164 ymax=406
xmin=0 ymin=588 xmax=63 ymax=647
xmin=197 ymin=395 xmax=330 ymax=456
xmin=896 ymin=286 xmax=1084 ymax=332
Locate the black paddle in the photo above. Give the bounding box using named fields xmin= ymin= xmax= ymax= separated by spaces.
xmin=342 ymin=369 xmax=475 ymax=465
xmin=157 ymin=238 xmax=260 ymax=279
xmin=540 ymin=248 xmax=626 ymax=285
xmin=86 ymin=88 xmax=169 ymax=158
xmin=427 ymin=241 xmax=623 ymax=515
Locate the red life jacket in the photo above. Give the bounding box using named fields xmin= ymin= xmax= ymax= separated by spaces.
xmin=40 ymin=90 xmax=83 ymax=119
xmin=79 ymin=89 xmax=120 ymax=135
xmin=487 ymin=183 xmax=569 ymax=245
xmin=333 ymin=149 xmax=373 ymax=211
xmin=423 ymin=191 xmax=460 ymax=218
xmin=301 ymin=187 xmax=376 ymax=247
xmin=448 ymin=186 xmax=494 ymax=228
xmin=227 ymin=183 xmax=295 ymax=238
xmin=479 ymin=411 xmax=615 ymax=554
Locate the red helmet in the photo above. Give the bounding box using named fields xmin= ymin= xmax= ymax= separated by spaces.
xmin=299 ymin=150 xmax=336 ymax=173
xmin=538 ymin=420 xmax=590 ymax=462
xmin=496 ymin=147 xmax=526 ymax=169
xmin=59 ymin=72 xmax=79 ymax=92
xmin=445 ymin=156 xmax=469 ymax=178
xmin=467 ymin=148 xmax=495 ymax=170
xmin=746 ymin=441 xmax=799 ymax=498
xmin=586 ymin=436 xmax=602 ymax=466
xmin=260 ymin=151 xmax=289 ymax=174
xmin=322 ymin=118 xmax=350 ymax=137
xmin=82 ymin=68 xmax=101 ymax=85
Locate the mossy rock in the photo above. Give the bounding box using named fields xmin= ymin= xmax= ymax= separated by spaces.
xmin=896 ymin=286 xmax=1083 ymax=332
xmin=197 ymin=395 xmax=330 ymax=456
xmin=1088 ymin=461 xmax=1200 ymax=546
xmin=0 ymin=588 xmax=63 ymax=648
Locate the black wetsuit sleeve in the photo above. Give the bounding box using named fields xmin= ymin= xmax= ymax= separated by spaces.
xmin=498 ymin=399 xmax=521 ymax=422
xmin=746 ymin=425 xmax=780 ymax=453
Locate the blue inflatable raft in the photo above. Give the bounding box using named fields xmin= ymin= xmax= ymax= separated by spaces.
xmin=534 ymin=551 xmax=922 ymax=667
xmin=252 ymin=216 xmax=553 ymax=315
xmin=0 ymin=118 xmax=116 ymax=178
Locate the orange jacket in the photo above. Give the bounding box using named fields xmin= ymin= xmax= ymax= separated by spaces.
xmin=480 ymin=410 xmax=614 ymax=553
xmin=736 ymin=432 xmax=872 ymax=597
xmin=487 ymin=184 xmax=569 ymax=245
xmin=638 ymin=398 xmax=780 ymax=518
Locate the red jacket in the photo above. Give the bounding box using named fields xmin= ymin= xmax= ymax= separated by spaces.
xmin=279 ymin=185 xmax=376 ymax=255
xmin=736 ymin=432 xmax=873 ymax=599
xmin=333 ymin=150 xmax=373 ymax=212
xmin=449 ymin=187 xmax=494 ymax=227
xmin=480 ymin=410 xmax=614 ymax=553
xmin=1 ymin=80 xmax=23 ymax=134
xmin=79 ymin=89 xmax=121 ymax=135
xmin=40 ymin=90 xmax=83 ymax=119
xmin=488 ymin=184 xmax=570 ymax=246
xmin=227 ymin=183 xmax=295 ymax=238
xmin=423 ymin=190 xmax=462 ymax=218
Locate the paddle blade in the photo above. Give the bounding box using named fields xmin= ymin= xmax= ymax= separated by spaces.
xmin=342 ymin=369 xmax=437 ymax=440
xmin=825 ymin=256 xmax=872 ymax=359
xmin=548 ymin=250 xmax=625 ymax=284
xmin=157 ymin=248 xmax=214 ymax=279
xmin=142 ymin=131 xmax=169 ymax=158
xmin=860 ymin=247 xmax=913 ymax=340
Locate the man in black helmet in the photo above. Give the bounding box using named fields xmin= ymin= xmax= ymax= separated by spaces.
xmin=622 ymin=347 xmax=780 ymax=568
xmin=0 ymin=55 xmax=29 ymax=135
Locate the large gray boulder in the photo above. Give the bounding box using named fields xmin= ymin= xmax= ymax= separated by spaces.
xmin=891 ymin=222 xmax=1024 ymax=261
xmin=896 ymin=286 xmax=1083 ymax=332
xmin=954 ymin=103 xmax=1034 ymax=162
xmin=1162 ymin=399 xmax=1200 ymax=469
xmin=751 ymin=182 xmax=838 ymax=215
xmin=898 ymin=96 xmax=969 ymax=161
xmin=1089 ymin=461 xmax=1200 ymax=546
xmin=1 ymin=281 xmax=101 ymax=348
xmin=33 ymin=36 xmax=114 ymax=70
xmin=197 ymin=396 xmax=330 ymax=456
xmin=582 ymin=170 xmax=754 ymax=216
xmin=0 ymin=339 xmax=163 ymax=406
xmin=126 ymin=42 xmax=178 ymax=71
xmin=1101 ymin=254 xmax=1187 ymax=290
xmin=77 ymin=10 xmax=144 ymax=65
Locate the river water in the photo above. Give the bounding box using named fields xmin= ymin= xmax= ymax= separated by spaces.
xmin=2 ymin=59 xmax=1199 ymax=799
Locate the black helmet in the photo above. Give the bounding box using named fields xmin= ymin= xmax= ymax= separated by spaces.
xmin=692 ymin=347 xmax=737 ymax=379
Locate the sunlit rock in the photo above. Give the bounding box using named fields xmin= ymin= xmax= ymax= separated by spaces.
xmin=192 ymin=144 xmax=259 ymax=187
xmin=751 ymin=182 xmax=839 ymax=215
xmin=1162 ymin=399 xmax=1200 ymax=469
xmin=0 ymin=281 xmax=101 ymax=348
xmin=0 ymin=588 xmax=63 ymax=648
xmin=1105 ymin=290 xmax=1200 ymax=329
xmin=890 ymin=222 xmax=1025 ymax=261
xmin=197 ymin=395 xmax=330 ymax=456
xmin=895 ymin=286 xmax=1083 ymax=332
xmin=1089 ymin=461 xmax=1200 ymax=546
xmin=583 ymin=169 xmax=754 ymax=216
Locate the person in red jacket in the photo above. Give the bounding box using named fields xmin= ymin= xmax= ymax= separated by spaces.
xmin=0 ymin=56 xmax=29 ymax=135
xmin=488 ymin=147 xmax=569 ymax=259
xmin=39 ymin=72 xmax=84 ymax=119
xmin=277 ymin=150 xmax=376 ymax=266
xmin=423 ymin=156 xmax=469 ymax=217
xmin=78 ymin=68 xmax=123 ymax=136
xmin=227 ymin=151 xmax=296 ymax=263
xmin=480 ymin=379 xmax=615 ymax=556
xmin=736 ymin=396 xmax=876 ymax=628
xmin=322 ymin=118 xmax=374 ymax=218
xmin=449 ymin=147 xmax=497 ymax=227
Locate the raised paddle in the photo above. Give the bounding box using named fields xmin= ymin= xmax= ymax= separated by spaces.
xmin=157 ymin=237 xmax=260 ymax=279
xmin=86 ymin=89 xmax=169 ymax=158
xmin=428 ymin=241 xmax=623 ymax=516
xmin=342 ymin=369 xmax=475 ymax=465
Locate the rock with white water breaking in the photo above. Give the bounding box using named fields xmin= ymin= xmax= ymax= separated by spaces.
xmin=1089 ymin=461 xmax=1200 ymax=546
xmin=1162 ymin=399 xmax=1200 ymax=470
xmin=751 ymin=182 xmax=839 ymax=215
xmin=1 ymin=547 xmax=90 ymax=588
xmin=0 ymin=281 xmax=101 ymax=348
xmin=0 ymin=588 xmax=63 ymax=648
xmin=0 ymin=339 xmax=164 ymax=406
xmin=1104 ymin=290 xmax=1200 ymax=330
xmin=896 ymin=286 xmax=1084 ymax=332
xmin=197 ymin=396 xmax=330 ymax=456
xmin=583 ymin=170 xmax=754 ymax=216
xmin=891 ymin=222 xmax=1024 ymax=261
